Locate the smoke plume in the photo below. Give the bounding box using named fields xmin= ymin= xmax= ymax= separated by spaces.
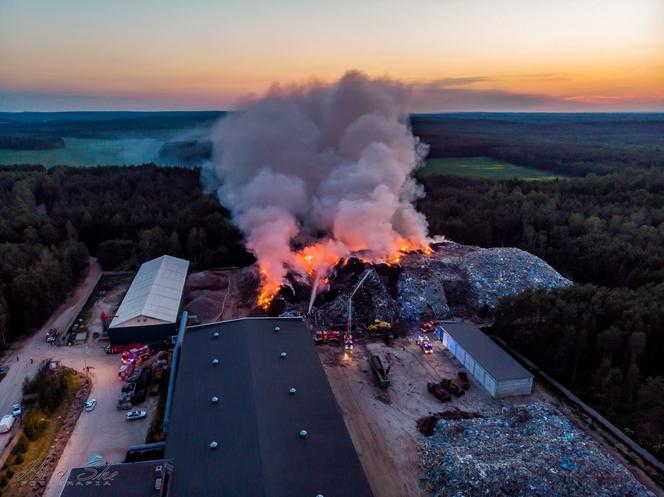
xmin=206 ymin=71 xmax=431 ymax=302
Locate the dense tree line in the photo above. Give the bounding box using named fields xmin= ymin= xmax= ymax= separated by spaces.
xmin=0 ymin=165 xmax=250 ymax=349
xmin=41 ymin=165 xmax=251 ymax=268
xmin=418 ymin=168 xmax=664 ymax=459
xmin=412 ymin=115 xmax=664 ymax=176
xmin=0 ymin=166 xmax=89 ymax=347
xmin=0 ymin=136 xmax=64 ymax=150
xmin=493 ymin=285 xmax=664 ymax=458
xmin=419 ymin=170 xmax=664 ymax=287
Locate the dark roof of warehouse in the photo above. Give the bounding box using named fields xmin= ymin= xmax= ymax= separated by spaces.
xmin=441 ymin=321 xmax=533 ymax=381
xmin=59 ymin=460 xmax=172 ymax=497
xmin=165 ymin=317 xmax=374 ymax=497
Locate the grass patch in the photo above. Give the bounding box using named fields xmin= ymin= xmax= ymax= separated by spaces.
xmin=1 ymin=368 xmax=81 ymax=496
xmin=419 ymin=156 xmax=566 ymax=180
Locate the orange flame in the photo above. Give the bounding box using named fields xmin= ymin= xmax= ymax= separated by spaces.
xmin=255 ymin=239 xmax=434 ymax=309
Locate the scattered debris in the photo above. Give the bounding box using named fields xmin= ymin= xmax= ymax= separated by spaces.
xmin=417 ymin=410 xmax=484 ymax=436
xmin=419 ymin=403 xmax=655 ymax=497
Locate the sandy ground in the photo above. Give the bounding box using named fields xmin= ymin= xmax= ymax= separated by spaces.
xmin=183 ymin=268 xmax=249 ymax=322
xmin=318 ymin=337 xmax=511 ymax=497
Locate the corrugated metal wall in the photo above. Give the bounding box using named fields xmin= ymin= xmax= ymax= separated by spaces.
xmin=443 ymin=332 xmax=497 ymax=397
xmin=495 ymin=377 xmax=533 ymax=397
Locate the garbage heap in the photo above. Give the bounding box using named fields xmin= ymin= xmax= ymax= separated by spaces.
xmin=303 ymin=241 xmax=571 ymax=328
xmin=419 ymin=403 xmax=655 ymax=497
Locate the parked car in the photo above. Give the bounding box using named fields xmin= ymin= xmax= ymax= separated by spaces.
xmin=0 ymin=414 xmax=14 ymax=433
xmin=126 ymin=410 xmax=147 ymax=421
xmin=416 ymin=336 xmax=433 ymax=354
xmin=118 ymin=364 xmax=135 ymax=380
xmin=11 ymin=403 xmax=22 ymax=416
xmin=45 ymin=327 xmax=59 ymax=344
xmin=117 ymin=392 xmax=133 ymax=410
xmin=84 ymin=399 xmax=97 ymax=412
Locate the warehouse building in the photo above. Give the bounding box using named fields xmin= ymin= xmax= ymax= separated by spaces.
xmin=164 ymin=317 xmax=374 ymax=497
xmin=441 ymin=321 xmax=533 ymax=398
xmin=109 ymin=255 xmax=189 ymax=345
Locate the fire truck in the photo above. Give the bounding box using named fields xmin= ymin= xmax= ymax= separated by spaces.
xmin=314 ymin=330 xmax=341 ymax=344
xmin=121 ymin=345 xmax=150 ymax=365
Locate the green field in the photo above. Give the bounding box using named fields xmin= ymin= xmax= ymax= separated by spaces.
xmin=419 ymin=156 xmax=565 ymax=180
xmin=0 ymin=137 xmax=164 ymax=167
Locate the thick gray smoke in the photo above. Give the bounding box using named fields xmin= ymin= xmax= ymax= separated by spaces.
xmin=206 ymin=71 xmax=430 ymax=292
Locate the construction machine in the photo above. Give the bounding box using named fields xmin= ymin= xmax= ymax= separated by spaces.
xmin=370 ymin=355 xmax=391 ymax=388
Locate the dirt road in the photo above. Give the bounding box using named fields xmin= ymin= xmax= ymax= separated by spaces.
xmin=0 ymin=258 xmax=101 ymax=437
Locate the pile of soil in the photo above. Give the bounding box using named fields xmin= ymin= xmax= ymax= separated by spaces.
xmin=417 ymin=410 xmax=484 ymax=436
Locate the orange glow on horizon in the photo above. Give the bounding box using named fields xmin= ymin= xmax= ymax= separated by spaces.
xmin=1 ymin=0 xmax=662 ymax=111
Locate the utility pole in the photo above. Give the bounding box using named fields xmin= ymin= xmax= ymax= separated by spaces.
xmin=346 ymin=268 xmax=375 ymax=350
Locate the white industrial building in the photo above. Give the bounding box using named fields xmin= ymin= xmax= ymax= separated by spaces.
xmin=109 ymin=255 xmax=190 ymax=344
xmin=441 ymin=321 xmax=533 ymax=398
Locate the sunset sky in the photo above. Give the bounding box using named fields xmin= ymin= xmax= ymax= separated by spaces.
xmin=1 ymin=0 xmax=662 ymax=112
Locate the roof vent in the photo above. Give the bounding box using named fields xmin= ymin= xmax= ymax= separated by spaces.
xmin=211 ymin=396 xmax=219 ymax=403
xmin=209 ymin=441 xmax=218 ymax=449
xmin=213 ymin=332 xmax=220 ymax=338
xmin=299 ymin=430 xmax=308 ymax=438
xmin=280 ymin=352 xmax=287 ymax=358
xmin=212 ymin=358 xmax=220 ymax=365
xmin=274 ymin=326 xmax=280 ymax=332
xmin=289 ymin=387 xmax=297 ymax=395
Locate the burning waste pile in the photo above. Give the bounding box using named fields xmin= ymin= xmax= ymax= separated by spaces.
xmin=419 ymin=403 xmax=655 ymax=497
xmin=206 ymin=71 xmax=431 ymax=308
xmin=206 ymin=71 xmax=570 ymax=323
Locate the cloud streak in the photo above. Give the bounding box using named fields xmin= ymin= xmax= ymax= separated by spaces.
xmin=410 ymin=80 xmax=664 ymax=112
xmin=1 ymin=79 xmax=663 ymax=113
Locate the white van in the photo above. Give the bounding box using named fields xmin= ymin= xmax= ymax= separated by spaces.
xmin=0 ymin=414 xmax=14 ymax=433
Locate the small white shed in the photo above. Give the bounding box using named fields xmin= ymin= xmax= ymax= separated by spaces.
xmin=441 ymin=321 xmax=533 ymax=398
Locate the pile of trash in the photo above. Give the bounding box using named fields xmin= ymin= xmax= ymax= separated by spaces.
xmin=229 ymin=240 xmax=571 ymax=324
xmin=304 ymin=241 xmax=570 ymax=327
xmin=419 ymin=403 xmax=655 ymax=497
